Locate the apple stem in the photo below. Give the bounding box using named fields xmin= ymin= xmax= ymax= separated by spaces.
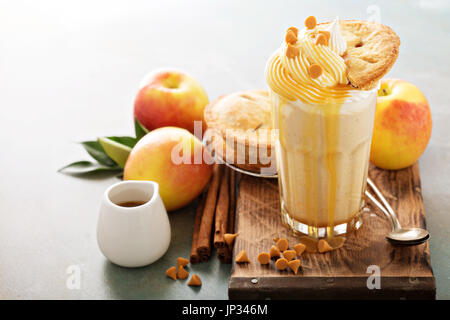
xmin=378 ymin=85 xmax=391 ymax=97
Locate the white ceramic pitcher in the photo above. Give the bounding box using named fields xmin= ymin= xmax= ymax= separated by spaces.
xmin=97 ymin=180 xmax=171 ymax=268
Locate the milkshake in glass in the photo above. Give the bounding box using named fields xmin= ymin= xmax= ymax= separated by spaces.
xmin=265 ymin=16 xmax=395 ymax=239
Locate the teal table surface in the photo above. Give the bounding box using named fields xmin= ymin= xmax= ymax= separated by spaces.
xmin=0 ymin=0 xmax=449 ymax=299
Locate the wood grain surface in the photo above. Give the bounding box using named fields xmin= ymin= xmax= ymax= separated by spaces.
xmin=228 ymin=163 xmax=436 ymax=300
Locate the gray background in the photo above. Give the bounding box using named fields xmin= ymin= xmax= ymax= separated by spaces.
xmin=0 ymin=0 xmax=448 ymax=299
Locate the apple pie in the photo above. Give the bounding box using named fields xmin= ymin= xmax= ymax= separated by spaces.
xmin=203 ymin=90 xmax=275 ymax=173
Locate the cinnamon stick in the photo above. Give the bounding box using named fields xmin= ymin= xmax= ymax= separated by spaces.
xmin=217 ymin=246 xmax=231 ymax=263
xmin=228 ymin=169 xmax=237 ymax=234
xmin=214 ymin=166 xmax=230 ymax=249
xmin=196 ymin=164 xmax=222 ymax=260
xmin=189 ymin=193 xmax=205 ymax=264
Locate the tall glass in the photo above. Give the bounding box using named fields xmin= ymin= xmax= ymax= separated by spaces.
xmin=270 ymin=88 xmax=377 ymax=238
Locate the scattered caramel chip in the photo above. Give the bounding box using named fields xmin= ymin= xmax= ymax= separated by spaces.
xmin=273 ymin=237 xmax=279 ymax=243
xmin=269 ymin=245 xmax=281 ymax=259
xmin=287 ymin=26 xmax=299 ymax=37
xmin=298 ymin=237 xmax=319 ymax=253
xmin=257 ymin=252 xmax=271 ymax=265
xmin=177 ymin=257 xmax=189 ymax=268
xmin=319 ymin=30 xmax=330 ymax=41
xmin=285 ymin=29 xmax=298 ymax=44
xmin=328 ymin=236 xmax=346 ymax=250
xmin=315 ymin=33 xmax=328 ymax=46
xmin=283 ymin=250 xmax=296 ymax=261
xmin=188 ymin=274 xmax=202 ymax=287
xmin=293 ymin=243 xmax=306 ymax=256
xmin=308 ymin=64 xmax=323 ymax=79
xmin=305 ymin=16 xmax=317 ymax=29
xmin=177 ymin=265 xmax=189 ymax=279
xmin=165 ymin=266 xmax=177 ymax=280
xmin=288 ymin=259 xmax=302 ymax=275
xmin=236 ymin=250 xmax=250 ymax=263
xmin=318 ymin=239 xmax=333 ymax=253
xmin=224 ymin=233 xmax=238 ymax=247
xmin=286 ymin=44 xmax=300 ymax=59
xmin=276 ymin=238 xmax=289 ymax=252
xmin=275 ymin=258 xmax=288 ymax=271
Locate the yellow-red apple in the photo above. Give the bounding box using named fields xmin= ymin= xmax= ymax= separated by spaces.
xmin=134 ymin=69 xmax=208 ymax=134
xmin=370 ymin=79 xmax=432 ymax=170
xmin=123 ymin=127 xmax=213 ymax=211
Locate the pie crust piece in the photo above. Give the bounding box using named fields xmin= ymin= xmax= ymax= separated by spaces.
xmin=318 ymin=20 xmax=400 ymax=90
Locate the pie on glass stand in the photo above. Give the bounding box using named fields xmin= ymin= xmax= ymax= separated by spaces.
xmin=203 ymin=90 xmax=276 ymax=173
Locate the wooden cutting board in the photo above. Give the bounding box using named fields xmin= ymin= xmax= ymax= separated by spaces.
xmin=228 ymin=163 xmax=435 ymax=299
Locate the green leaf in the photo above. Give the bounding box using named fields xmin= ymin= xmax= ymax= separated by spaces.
xmin=98 ymin=137 xmax=133 ymax=168
xmin=80 ymin=141 xmax=115 ymax=166
xmin=134 ymin=118 xmax=149 ymax=141
xmin=58 ymin=161 xmax=122 ymax=175
xmin=106 ymin=136 xmax=137 ymax=148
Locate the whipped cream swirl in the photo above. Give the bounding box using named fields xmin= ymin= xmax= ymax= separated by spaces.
xmin=327 ymin=17 xmax=347 ymax=56
xmin=265 ymin=17 xmax=354 ymax=104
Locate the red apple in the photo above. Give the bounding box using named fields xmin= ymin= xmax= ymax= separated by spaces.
xmin=134 ymin=69 xmax=209 ymax=134
xmin=123 ymin=127 xmax=213 ymax=211
xmin=370 ymin=79 xmax=432 ymax=170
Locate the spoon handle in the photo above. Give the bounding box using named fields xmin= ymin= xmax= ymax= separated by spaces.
xmin=365 ymin=190 xmax=395 ymax=231
xmin=366 ymin=178 xmax=402 ymax=231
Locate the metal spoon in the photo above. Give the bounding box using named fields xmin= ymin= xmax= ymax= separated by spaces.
xmin=365 ymin=178 xmax=429 ymax=245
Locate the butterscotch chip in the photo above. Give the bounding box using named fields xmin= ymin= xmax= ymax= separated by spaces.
xmin=319 ymin=30 xmax=330 ymax=41
xmin=328 ymin=236 xmax=346 ymax=250
xmin=275 ymin=258 xmax=288 ymax=271
xmin=287 ymin=26 xmax=299 ymax=37
xmin=318 ymin=239 xmax=333 ymax=253
xmin=165 ymin=266 xmax=177 ymax=280
xmin=273 ymin=237 xmax=279 ymax=243
xmin=269 ymin=245 xmax=281 ymax=259
xmin=276 ymin=238 xmax=289 ymax=252
xmin=288 ymin=259 xmax=302 ymax=275
xmin=177 ymin=265 xmax=189 ymax=279
xmin=224 ymin=233 xmax=238 ymax=247
xmin=293 ymin=243 xmax=306 ymax=256
xmin=315 ymin=33 xmax=328 ymax=46
xmin=305 ymin=16 xmax=317 ymax=29
xmin=177 ymin=257 xmax=189 ymax=268
xmin=188 ymin=274 xmax=202 ymax=287
xmin=283 ymin=250 xmax=296 ymax=261
xmin=236 ymin=250 xmax=250 ymax=263
xmin=257 ymin=252 xmax=270 ymax=265
xmin=286 ymin=44 xmax=300 ymax=59
xmin=308 ymin=64 xmax=323 ymax=79
xmin=317 ymin=20 xmax=400 ymax=90
xmin=285 ymin=29 xmax=297 ymax=44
